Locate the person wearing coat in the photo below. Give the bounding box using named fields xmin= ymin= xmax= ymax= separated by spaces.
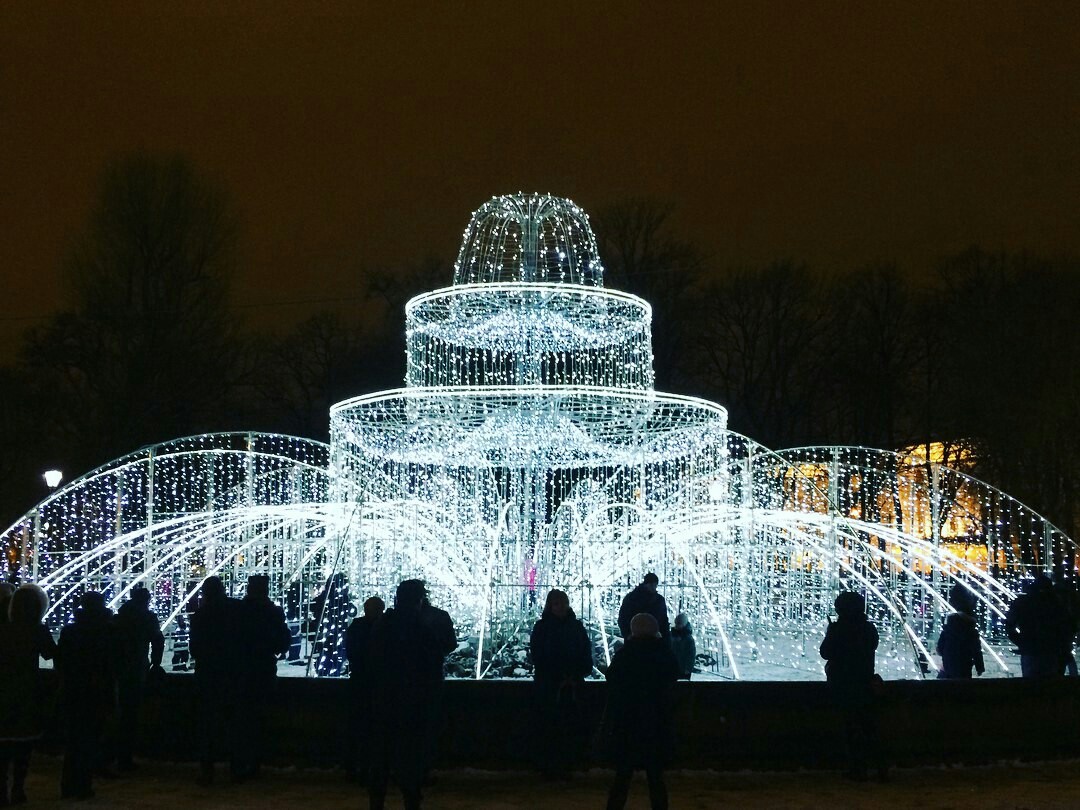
xmin=529 ymin=588 xmax=593 ymax=778
xmin=819 ymin=590 xmax=885 ymax=782
xmin=56 ymin=591 xmax=117 ymax=800
xmin=0 ymin=584 xmax=56 ymax=805
xmin=189 ymin=576 xmax=242 ymax=784
xmin=234 ymin=574 xmax=292 ymax=780
xmin=367 ymin=580 xmax=456 ymax=810
xmin=670 ymin=613 xmax=696 ymax=680
xmin=1005 ymin=574 xmax=1073 ymax=677
xmin=603 ymin=612 xmax=680 ymax=810
xmin=617 ymin=573 xmax=670 ymax=641
xmin=344 ymin=595 xmax=385 ymax=781
xmin=113 ymin=585 xmax=165 ymax=771
xmin=0 ymin=583 xmax=13 ymax=622
xmin=937 ymin=585 xmax=985 ymax=679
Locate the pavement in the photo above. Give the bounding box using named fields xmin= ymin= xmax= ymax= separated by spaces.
xmin=12 ymin=756 xmax=1080 ymax=808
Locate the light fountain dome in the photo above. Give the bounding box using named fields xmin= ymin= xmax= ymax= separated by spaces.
xmin=407 ymin=194 xmax=655 ymax=390
xmin=332 ymin=192 xmax=735 ymax=678
xmin=452 ymin=193 xmax=605 ymax=286
xmin=7 ymin=191 xmax=1079 ymax=682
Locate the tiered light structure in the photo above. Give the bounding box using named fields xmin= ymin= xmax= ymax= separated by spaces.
xmin=3 ymin=194 xmax=1076 ymax=680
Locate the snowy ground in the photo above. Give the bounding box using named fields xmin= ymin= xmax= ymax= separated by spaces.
xmin=14 ymin=756 xmax=1080 ymax=809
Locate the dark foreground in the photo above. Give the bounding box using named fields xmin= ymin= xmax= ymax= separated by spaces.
xmin=13 ymin=757 xmax=1080 ymax=809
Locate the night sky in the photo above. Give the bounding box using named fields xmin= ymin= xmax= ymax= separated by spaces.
xmin=2 ymin=2 xmax=1079 ymax=356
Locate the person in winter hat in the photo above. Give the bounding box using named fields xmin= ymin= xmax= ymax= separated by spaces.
xmin=937 ymin=584 xmax=985 ymax=679
xmin=820 ymin=590 xmax=886 ymax=782
xmin=0 ymin=584 xmax=55 ymax=804
xmin=670 ymin=613 xmax=696 ymax=680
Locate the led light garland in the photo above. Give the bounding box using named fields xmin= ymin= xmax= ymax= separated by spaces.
xmin=2 ymin=194 xmax=1075 ymax=681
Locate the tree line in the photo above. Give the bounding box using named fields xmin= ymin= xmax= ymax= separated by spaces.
xmin=3 ymin=153 xmax=1079 ymax=540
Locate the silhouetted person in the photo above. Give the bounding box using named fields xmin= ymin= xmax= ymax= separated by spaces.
xmin=1005 ymin=574 xmax=1072 ymax=677
xmin=418 ymin=589 xmax=456 ymax=780
xmin=618 ymin=573 xmax=670 ymax=640
xmin=234 ymin=574 xmax=291 ymax=780
xmin=56 ymin=591 xmax=117 ymax=800
xmin=0 ymin=582 xmax=12 ymax=622
xmin=419 ymin=593 xmax=456 ymax=667
xmin=1054 ymin=577 xmax=1079 ymax=676
xmin=671 ymin=613 xmax=696 ymax=680
xmin=345 ymin=595 xmax=385 ymax=781
xmin=113 ymin=585 xmax=165 ymax=771
xmin=820 ymin=590 xmax=885 ymax=782
xmin=529 ymin=588 xmax=592 ymax=778
xmin=603 ymin=612 xmax=679 ymax=810
xmin=0 ymin=584 xmax=55 ymax=805
xmin=937 ymin=585 xmax=985 ymax=679
xmin=368 ymin=580 xmax=456 ymax=810
xmin=190 ymin=576 xmax=241 ymax=784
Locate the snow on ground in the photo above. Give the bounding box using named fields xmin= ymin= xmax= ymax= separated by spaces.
xmin=13 ymin=756 xmax=1080 ymax=809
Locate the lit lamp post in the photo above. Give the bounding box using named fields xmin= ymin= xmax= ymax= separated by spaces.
xmin=25 ymin=469 xmax=63 ymax=581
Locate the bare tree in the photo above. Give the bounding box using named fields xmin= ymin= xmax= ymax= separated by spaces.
xmin=356 ymin=257 xmax=448 ymax=389
xmin=934 ymin=248 xmax=1080 ymax=538
xmin=826 ymin=264 xmax=922 ymax=448
xmin=21 ymin=153 xmax=242 ymax=467
xmin=593 ymin=199 xmax=706 ymax=389
xmin=693 ymin=261 xmax=830 ymax=448
xmin=253 ymin=312 xmax=369 ymax=440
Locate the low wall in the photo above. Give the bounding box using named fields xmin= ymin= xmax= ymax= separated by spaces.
xmin=40 ymin=673 xmax=1080 ymax=770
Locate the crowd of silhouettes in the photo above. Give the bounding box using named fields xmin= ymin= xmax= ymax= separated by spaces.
xmin=188 ymin=574 xmax=293 ymax=784
xmin=1 ymin=568 xmax=1080 ymax=807
xmin=351 ymin=579 xmax=456 ymax=810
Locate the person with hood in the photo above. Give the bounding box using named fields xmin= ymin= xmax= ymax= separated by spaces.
xmin=113 ymin=585 xmax=165 ymax=771
xmin=56 ymin=590 xmax=117 ymax=800
xmin=529 ymin=588 xmax=593 ymax=778
xmin=367 ymin=579 xmax=456 ymax=810
xmin=0 ymin=584 xmax=55 ymax=805
xmin=617 ymin=573 xmax=670 ymax=641
xmin=189 ymin=576 xmax=241 ymax=784
xmin=234 ymin=574 xmax=291 ymax=780
xmin=344 ymin=595 xmax=385 ymax=782
xmin=603 ymin=612 xmax=680 ymax=810
xmin=1005 ymin=573 xmax=1072 ymax=677
xmin=937 ymin=585 xmax=985 ymax=679
xmin=670 ymin=613 xmax=696 ymax=680
xmin=820 ymin=590 xmax=885 ymax=782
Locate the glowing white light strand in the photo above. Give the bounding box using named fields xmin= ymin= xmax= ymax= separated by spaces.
xmin=2 ymin=194 xmax=1076 ymax=681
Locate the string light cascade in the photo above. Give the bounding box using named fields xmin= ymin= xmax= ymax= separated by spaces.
xmin=3 ymin=194 xmax=1074 ymax=680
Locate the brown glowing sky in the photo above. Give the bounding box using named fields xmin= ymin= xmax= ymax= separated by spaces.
xmin=2 ymin=2 xmax=1079 ymax=355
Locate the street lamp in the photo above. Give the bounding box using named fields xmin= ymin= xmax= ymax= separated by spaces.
xmin=42 ymin=469 xmax=63 ymax=490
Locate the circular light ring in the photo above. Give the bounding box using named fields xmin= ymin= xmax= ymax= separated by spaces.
xmin=406 ymin=284 xmax=651 ymax=349
xmin=405 ymin=284 xmax=654 ymax=390
xmin=330 ymin=385 xmax=728 ymax=468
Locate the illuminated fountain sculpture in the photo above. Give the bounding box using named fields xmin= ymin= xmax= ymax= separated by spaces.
xmin=4 ymin=194 xmax=1076 ymax=680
